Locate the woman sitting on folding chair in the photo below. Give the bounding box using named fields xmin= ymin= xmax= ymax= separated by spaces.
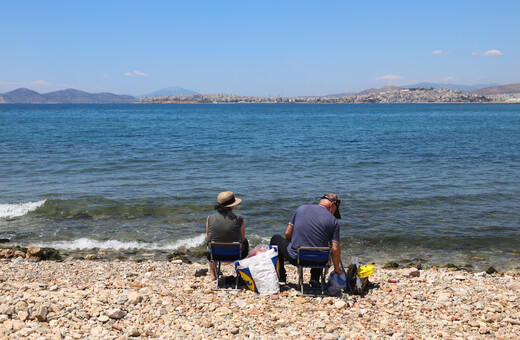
xmin=206 ymin=191 xmax=249 ymax=281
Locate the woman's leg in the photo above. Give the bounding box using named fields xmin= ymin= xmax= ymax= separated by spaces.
xmin=208 ymin=261 xmax=217 ymax=281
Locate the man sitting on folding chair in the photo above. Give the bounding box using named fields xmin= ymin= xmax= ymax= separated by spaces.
xmin=270 ymin=193 xmax=343 ymax=289
xmin=206 ymin=191 xmax=249 ymax=282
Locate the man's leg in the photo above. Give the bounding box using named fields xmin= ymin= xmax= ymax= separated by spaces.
xmin=270 ymin=235 xmax=290 ymax=282
xmin=310 ymin=268 xmax=322 ymax=283
xmin=240 ymin=239 xmax=250 ymax=259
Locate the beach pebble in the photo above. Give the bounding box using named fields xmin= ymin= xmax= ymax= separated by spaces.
xmin=116 ymin=296 xmax=128 ymax=304
xmin=98 ymin=315 xmax=109 ymax=322
xmin=468 ymin=320 xmax=480 ymax=327
xmin=402 ymin=268 xmax=420 ymax=277
xmin=17 ymin=311 xmax=29 ymax=321
xmin=334 ymin=300 xmax=347 ymax=309
xmin=504 ymin=318 xmax=520 ymax=325
xmin=107 ymin=308 xmax=126 ymax=319
xmin=34 ymin=305 xmax=48 ymax=322
xmin=474 ymin=301 xmax=485 ymax=310
xmin=437 ymin=292 xmax=451 ymax=302
xmin=479 ymin=327 xmax=491 ymax=334
xmin=27 ymin=246 xmax=44 ymax=258
xmin=127 ymin=326 xmax=140 ymax=337
xmin=506 ymin=282 xmax=520 ymax=291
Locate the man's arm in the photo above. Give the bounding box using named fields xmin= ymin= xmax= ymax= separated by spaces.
xmin=285 ymin=224 xmax=294 ymax=240
xmin=331 ymin=241 xmax=343 ymax=274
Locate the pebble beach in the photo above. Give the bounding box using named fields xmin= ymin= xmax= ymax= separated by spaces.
xmin=1 ymin=255 xmax=520 ymax=340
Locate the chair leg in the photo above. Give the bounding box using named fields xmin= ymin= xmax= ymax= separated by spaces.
xmin=216 ymin=262 xmax=221 ymax=289
xmin=320 ymin=269 xmax=326 ymax=295
xmin=298 ymin=267 xmax=304 ymax=294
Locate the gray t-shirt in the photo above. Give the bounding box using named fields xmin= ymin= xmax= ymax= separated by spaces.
xmin=207 ymin=210 xmax=243 ymax=243
xmin=287 ymin=204 xmax=340 ymax=259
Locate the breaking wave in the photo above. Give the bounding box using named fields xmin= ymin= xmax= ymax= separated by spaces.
xmin=33 ymin=233 xmax=207 ymax=251
xmin=0 ymin=200 xmax=47 ymax=219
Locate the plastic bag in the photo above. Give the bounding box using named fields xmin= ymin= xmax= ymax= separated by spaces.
xmin=352 ymin=256 xmax=363 ymax=292
xmin=247 ymin=244 xmax=270 ymax=258
xmin=326 ymin=271 xmax=347 ymax=295
xmin=236 ymin=246 xmax=280 ymax=295
xmin=345 ymin=259 xmax=372 ymax=296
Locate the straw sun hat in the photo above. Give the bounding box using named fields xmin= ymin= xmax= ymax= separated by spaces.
xmin=217 ymin=191 xmax=242 ymax=208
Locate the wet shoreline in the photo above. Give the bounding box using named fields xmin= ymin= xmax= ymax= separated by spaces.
xmin=2 ymin=244 xmax=519 ymax=274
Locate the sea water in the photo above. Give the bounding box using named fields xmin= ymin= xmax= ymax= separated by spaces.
xmin=1 ymin=103 xmax=519 ymax=270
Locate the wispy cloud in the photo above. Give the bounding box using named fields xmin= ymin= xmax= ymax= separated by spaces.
xmin=431 ymin=50 xmax=450 ymax=55
xmin=0 ymin=80 xmax=51 ymax=87
xmin=376 ymin=74 xmax=402 ymax=80
xmin=472 ymin=49 xmax=503 ymax=56
xmin=440 ymin=77 xmax=456 ymax=82
xmin=124 ymin=70 xmax=148 ymax=77
xmin=0 ymin=79 xmax=69 ymax=92
xmin=102 ymin=73 xmax=109 ymax=79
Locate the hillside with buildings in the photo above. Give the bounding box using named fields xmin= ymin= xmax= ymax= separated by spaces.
xmin=139 ymin=86 xmax=520 ymax=104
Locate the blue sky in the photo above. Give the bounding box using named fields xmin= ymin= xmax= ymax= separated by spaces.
xmin=1 ymin=1 xmax=519 ymax=97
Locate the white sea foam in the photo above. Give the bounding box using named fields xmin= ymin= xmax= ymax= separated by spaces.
xmin=34 ymin=233 xmax=207 ymax=251
xmin=0 ymin=200 xmax=47 ymax=219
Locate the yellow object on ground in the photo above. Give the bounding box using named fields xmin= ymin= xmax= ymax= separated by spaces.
xmin=357 ymin=265 xmax=375 ymax=278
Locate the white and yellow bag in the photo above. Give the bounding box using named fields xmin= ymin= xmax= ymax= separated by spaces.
xmin=235 ymin=246 xmax=279 ymax=295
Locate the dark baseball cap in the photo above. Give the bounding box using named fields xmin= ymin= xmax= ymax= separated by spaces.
xmin=321 ymin=193 xmax=341 ymax=219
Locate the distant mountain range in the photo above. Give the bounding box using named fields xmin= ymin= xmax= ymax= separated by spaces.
xmin=139 ymin=86 xmax=198 ymax=98
xmin=357 ymin=86 xmax=402 ymax=96
xmin=0 ymin=88 xmax=136 ymax=104
xmin=402 ymin=82 xmax=500 ymax=92
xmin=469 ymin=83 xmax=520 ymax=95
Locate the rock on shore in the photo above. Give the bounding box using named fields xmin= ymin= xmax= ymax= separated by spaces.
xmin=0 ymin=259 xmax=519 ymax=339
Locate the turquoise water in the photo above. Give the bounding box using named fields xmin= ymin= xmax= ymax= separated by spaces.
xmin=1 ymin=104 xmax=519 ymax=269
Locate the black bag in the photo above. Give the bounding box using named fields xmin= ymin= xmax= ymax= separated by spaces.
xmin=346 ymin=264 xmax=370 ymax=295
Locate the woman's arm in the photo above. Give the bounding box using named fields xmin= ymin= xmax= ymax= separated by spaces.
xmin=206 ymin=216 xmax=210 ymax=241
xmin=240 ymin=220 xmax=246 ymax=242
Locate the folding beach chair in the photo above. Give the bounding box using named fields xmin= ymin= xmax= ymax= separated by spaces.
xmin=207 ymin=241 xmax=242 ymax=290
xmin=297 ymin=246 xmax=332 ymax=295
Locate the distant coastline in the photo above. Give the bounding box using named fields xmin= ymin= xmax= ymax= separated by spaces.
xmin=138 ymin=87 xmax=520 ymax=104
xmin=2 ymin=83 xmax=520 ymax=104
xmin=139 ymin=83 xmax=520 ymax=104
